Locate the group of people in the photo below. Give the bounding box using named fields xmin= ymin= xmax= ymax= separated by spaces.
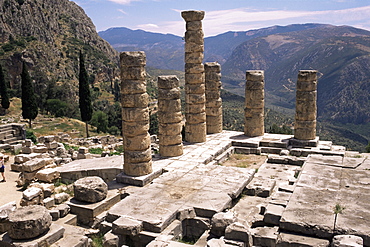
xmin=0 ymin=155 xmax=5 ymax=182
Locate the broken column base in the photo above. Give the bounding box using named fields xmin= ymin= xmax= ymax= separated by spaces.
xmin=116 ymin=167 xmax=164 ymax=187
xmin=289 ymin=137 xmax=319 ymax=148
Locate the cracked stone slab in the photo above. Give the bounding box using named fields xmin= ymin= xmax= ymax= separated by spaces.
xmin=276 ymin=232 xmax=330 ymax=247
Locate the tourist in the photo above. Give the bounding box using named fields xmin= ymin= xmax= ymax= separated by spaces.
xmin=0 ymin=156 xmax=5 ymax=182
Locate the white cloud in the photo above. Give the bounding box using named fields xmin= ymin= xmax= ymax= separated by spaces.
xmin=117 ymin=9 xmax=127 ymax=14
xmin=137 ymin=23 xmax=160 ymax=29
xmin=107 ymin=0 xmax=139 ymax=5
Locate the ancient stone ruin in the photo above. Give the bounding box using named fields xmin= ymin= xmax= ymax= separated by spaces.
xmin=0 ymin=9 xmax=369 ymax=247
xmin=158 ymin=75 xmax=183 ymax=157
xmin=182 ymin=10 xmax=207 ymax=143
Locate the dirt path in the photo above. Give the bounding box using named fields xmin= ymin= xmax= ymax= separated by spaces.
xmin=0 ymin=155 xmax=23 ymax=207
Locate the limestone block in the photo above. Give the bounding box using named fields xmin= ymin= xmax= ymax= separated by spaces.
xmin=33 ymin=146 xmax=48 ymax=153
xmin=74 ymin=176 xmax=108 ymax=203
xmin=124 ymin=133 xmax=151 ymax=151
xmin=205 ymin=73 xmax=222 ymax=83
xmin=185 ymin=30 xmax=204 ymax=44
xmin=251 ymin=226 xmax=279 ymax=247
xmin=56 ymin=204 xmax=70 ymax=218
xmin=186 ymin=84 xmax=205 ymax=94
xmin=332 ymin=235 xmax=363 ymax=247
xmin=186 ymin=20 xmax=202 ymax=30
xmin=46 ymin=141 xmax=59 ymax=150
xmin=297 ymin=80 xmax=317 ymax=91
xmin=103 ymin=231 xmax=120 ymax=247
xmin=23 ymin=187 xmax=43 ymax=201
xmin=124 ymin=149 xmax=152 ymax=164
xmin=185 ymin=103 xmax=206 ymax=114
xmin=297 ymin=70 xmax=317 ymax=82
xmin=181 ymin=10 xmax=205 ymax=21
xmin=159 ymin=122 xmax=182 ymax=136
xmin=225 ymin=222 xmax=253 ymax=247
xmin=22 ymin=158 xmax=48 ymax=172
xmin=121 ymin=93 xmax=149 ymax=108
xmin=177 ymin=207 xmax=196 ymax=221
xmin=24 ymin=139 xmax=33 ymax=147
xmin=294 ymin=127 xmax=316 ymax=140
xmin=43 ymin=197 xmax=55 ymax=209
xmin=185 ymin=63 xmax=204 ymax=74
xmin=8 ymin=205 xmax=52 ymax=240
xmin=20 ymin=196 xmax=42 ymax=206
xmin=44 ymin=135 xmax=55 ymax=143
xmin=246 ymin=178 xmax=276 ymax=197
xmin=206 ymin=98 xmax=222 ymax=108
xmin=205 ymin=91 xmax=221 ymax=100
xmin=206 ymin=107 xmax=222 ymax=116
xmin=54 ymin=192 xmax=69 ymax=204
xmin=160 ymin=144 xmax=183 ymax=157
xmin=185 ymin=52 xmax=204 ymax=63
xmin=211 ymin=211 xmax=238 ymax=237
xmin=246 ymin=70 xmax=264 ymax=82
xmin=49 ymin=209 xmax=60 ymax=221
xmin=157 ymin=112 xmax=183 ymax=123
xmin=158 ymin=75 xmax=180 ymax=89
xmin=120 ymin=51 xmax=146 ymax=66
xmin=186 ymin=93 xmax=206 ymax=104
xmin=295 ymin=120 xmax=317 ymax=129
xmin=22 ymin=146 xmax=33 ymax=154
xmin=159 ymin=134 xmax=182 ymax=146
xmin=158 ymin=99 xmax=181 ymax=112
xmin=36 ymin=168 xmax=60 ymax=183
xmin=158 ymin=88 xmax=180 ymax=100
xmin=122 ymin=120 xmax=149 ymax=137
xmin=277 ymin=232 xmax=330 ymax=247
xmin=185 ymin=123 xmax=206 ymax=143
xmin=112 ymin=216 xmax=143 ymax=236
xmin=295 ymin=106 xmax=317 ymax=121
xmin=296 ymin=90 xmax=317 ymax=101
xmin=185 ymin=72 xmax=204 ymax=84
xmin=185 ymin=42 xmax=204 ymax=53
xmin=263 ymin=204 xmax=285 ymax=226
xmin=122 ymin=107 xmax=149 ymax=122
xmin=186 ymin=112 xmax=206 ymax=124
xmin=124 ymin=160 xmax=152 ymax=177
xmin=121 ymin=79 xmax=147 ymax=94
xmin=121 ymin=66 xmax=146 ymax=80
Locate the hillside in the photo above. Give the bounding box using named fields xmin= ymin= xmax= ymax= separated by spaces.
xmin=0 ymin=0 xmax=119 ymax=109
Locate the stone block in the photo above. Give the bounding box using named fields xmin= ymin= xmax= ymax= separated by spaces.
xmin=160 ymin=144 xmax=183 ymax=157
xmin=33 ymin=146 xmax=48 ymax=153
xmin=185 ymin=72 xmax=204 ymax=85
xmin=122 ymin=120 xmax=149 ymax=137
xmin=22 ymin=158 xmax=48 ymax=172
xmin=112 ymin=216 xmax=143 ymax=236
xmin=122 ymin=92 xmax=149 ymax=108
xmin=276 ymin=232 xmax=330 ymax=247
xmin=36 ymin=168 xmax=60 ymax=183
xmin=124 ymin=133 xmax=151 ymax=151
xmin=56 ymin=204 xmax=70 ymax=218
xmin=46 ymin=141 xmax=59 ymax=150
xmin=177 ymin=207 xmax=196 ymax=221
xmin=332 ymin=235 xmax=363 ymax=247
xmin=43 ymin=197 xmax=55 ymax=209
xmin=74 ymin=176 xmax=108 ymax=203
xmin=49 ymin=209 xmax=60 ymax=221
xmin=211 ymin=211 xmax=238 ymax=237
xmin=246 ymin=178 xmax=276 ymax=198
xmin=225 ymin=222 xmax=253 ymax=246
xmin=124 ymin=160 xmax=153 ymax=177
xmin=54 ymin=192 xmax=70 ymax=204
xmin=182 ymin=10 xmax=205 ymax=21
xmin=8 ymin=205 xmax=52 ymax=240
xmin=251 ymin=226 xmax=279 ymax=247
xmin=124 ymin=149 xmax=152 ymax=164
xmin=263 ymin=204 xmax=285 ymax=226
xmin=23 ymin=187 xmax=43 ymax=201
xmin=121 ymin=66 xmax=146 ymax=80
xmin=103 ymin=231 xmax=120 ymax=247
xmin=29 ymin=182 xmax=55 ymax=198
xmin=121 ymin=80 xmax=147 ymax=94
xmin=122 ymin=107 xmax=149 ymax=122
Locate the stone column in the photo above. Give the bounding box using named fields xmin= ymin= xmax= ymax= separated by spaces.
xmin=182 ymin=10 xmax=206 ymax=143
xmin=294 ymin=70 xmax=317 ymax=140
xmin=157 ymin=76 xmax=183 ymax=157
xmin=121 ymin=51 xmax=152 ymax=176
xmin=205 ymin=62 xmax=222 ymax=134
xmin=245 ymin=70 xmax=264 ymax=137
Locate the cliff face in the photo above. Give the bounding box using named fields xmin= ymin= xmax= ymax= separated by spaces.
xmin=0 ymin=0 xmax=118 ymax=101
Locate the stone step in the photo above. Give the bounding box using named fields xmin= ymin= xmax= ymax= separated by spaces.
xmin=50 ymin=224 xmax=89 ymax=247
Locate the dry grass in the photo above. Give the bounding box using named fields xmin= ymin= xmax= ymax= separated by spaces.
xmin=222 ymin=153 xmax=267 ymax=170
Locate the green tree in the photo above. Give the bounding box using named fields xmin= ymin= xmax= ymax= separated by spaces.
xmin=91 ymin=111 xmax=108 ymax=133
xmin=21 ymin=61 xmax=38 ymax=128
xmin=0 ymin=64 xmax=10 ymax=111
xmin=366 ymin=143 xmax=370 ymax=153
xmin=46 ymin=99 xmax=68 ymax=117
xmin=78 ymin=51 xmax=93 ymax=137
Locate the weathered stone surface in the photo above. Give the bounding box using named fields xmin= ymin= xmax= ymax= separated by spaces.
xmin=276 ymin=232 xmax=330 ymax=247
xmin=8 ymin=205 xmax=52 ymax=240
xmin=211 ymin=211 xmax=237 ymax=237
xmin=112 ymin=216 xmax=143 ymax=236
xmin=56 ymin=204 xmax=70 ymax=218
xmin=22 ymin=187 xmax=43 ymax=201
xmin=121 ymin=93 xmax=149 ymax=108
xmin=159 ymin=144 xmax=184 ymax=157
xmin=74 ymin=176 xmax=108 ymax=203
xmin=124 ymin=160 xmax=153 ymax=177
xmin=103 ymin=231 xmax=120 ymax=247
xmin=251 ymin=226 xmax=279 ymax=247
xmin=36 ymin=168 xmax=60 ymax=182
xmin=123 ymin=133 xmax=151 ymax=151
xmin=54 ymin=192 xmax=70 ymax=204
xmin=225 ymin=222 xmax=253 ymax=247
xmin=181 ymin=10 xmax=205 ymax=21
xmin=263 ymin=204 xmax=284 ymax=226
xmin=43 ymin=197 xmax=55 ymax=209
xmin=120 ymin=51 xmax=146 ymax=66
xmin=332 ymin=235 xmax=363 ymax=247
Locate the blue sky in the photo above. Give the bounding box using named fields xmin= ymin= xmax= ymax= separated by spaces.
xmin=76 ymin=0 xmax=370 ymax=37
